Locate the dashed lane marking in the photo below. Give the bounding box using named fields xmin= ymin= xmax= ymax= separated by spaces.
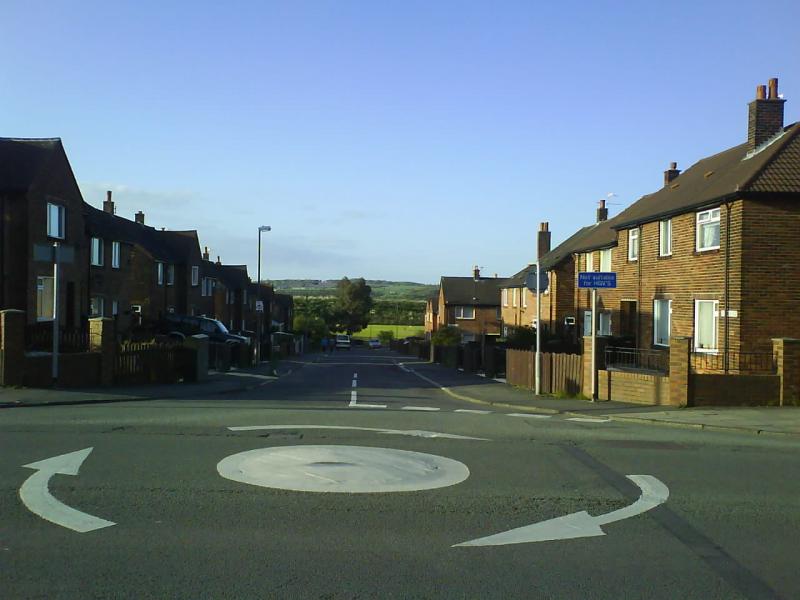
xmin=508 ymin=413 xmax=552 ymax=419
xmin=454 ymin=409 xmax=492 ymax=415
xmin=402 ymin=406 xmax=441 ymax=412
xmin=567 ymin=417 xmax=611 ymax=423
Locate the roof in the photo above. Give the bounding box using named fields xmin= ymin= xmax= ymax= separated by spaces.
xmin=569 ymin=216 xmax=621 ymax=253
xmin=440 ymin=276 xmax=503 ymax=306
xmin=0 ymin=138 xmax=64 ymax=193
xmin=202 ymin=260 xmax=250 ymax=288
xmin=85 ymin=203 xmax=201 ymax=263
xmin=612 ymin=122 xmax=800 ymax=230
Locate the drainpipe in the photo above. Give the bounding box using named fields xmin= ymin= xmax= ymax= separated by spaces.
xmin=724 ymin=201 xmax=732 ymax=373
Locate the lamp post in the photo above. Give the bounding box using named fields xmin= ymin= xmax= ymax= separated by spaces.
xmin=257 ymin=225 xmax=271 ymax=363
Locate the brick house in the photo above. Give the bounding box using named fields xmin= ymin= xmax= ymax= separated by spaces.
xmin=423 ymin=295 xmax=439 ymax=337
xmin=0 ymin=138 xmax=90 ymax=327
xmin=85 ymin=193 xmax=203 ymax=329
xmin=436 ymin=267 xmax=503 ymax=342
xmin=575 ymin=78 xmax=800 ymax=363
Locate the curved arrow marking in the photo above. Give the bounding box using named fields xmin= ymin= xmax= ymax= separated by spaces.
xmin=454 ymin=474 xmax=668 ymax=546
xmin=19 ymin=447 xmax=116 ymax=533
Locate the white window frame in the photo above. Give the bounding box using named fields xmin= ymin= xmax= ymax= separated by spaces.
xmin=583 ymin=310 xmax=592 ymax=336
xmin=522 ymin=290 xmax=527 ymax=308
xmin=600 ymin=248 xmax=612 ymax=271
xmin=694 ymin=299 xmax=719 ymax=353
xmin=659 ymin=219 xmax=672 ymax=257
xmin=112 ymin=300 xmax=119 ymax=316
xmin=47 ymin=202 xmax=65 ymax=239
xmin=598 ymin=311 xmax=612 ymax=336
xmin=90 ymin=237 xmax=104 ymax=267
xmin=90 ymin=296 xmax=105 ymax=317
xmin=502 ymin=288 xmax=508 ymax=307
xmin=157 ymin=262 xmax=164 ymax=285
xmin=696 ymin=208 xmax=721 ymax=252
xmin=36 ymin=276 xmax=55 ymax=322
xmin=111 ymin=241 xmax=120 ymax=269
xmin=586 ymin=252 xmax=594 ymax=271
xmin=191 ymin=266 xmax=200 ymax=286
xmin=512 ymin=288 xmax=518 ymax=308
xmin=653 ymin=299 xmax=672 ymax=347
xmin=455 ymin=305 xmax=475 ymax=320
xmin=167 ymin=264 xmax=175 ymax=286
xmin=628 ymin=228 xmax=639 ymax=261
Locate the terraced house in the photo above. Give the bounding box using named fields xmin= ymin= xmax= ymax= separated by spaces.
xmin=575 ymin=78 xmax=800 ymax=367
xmin=436 ymin=267 xmax=503 ymax=342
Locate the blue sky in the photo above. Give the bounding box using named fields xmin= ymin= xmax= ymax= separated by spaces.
xmin=4 ymin=1 xmax=799 ymax=283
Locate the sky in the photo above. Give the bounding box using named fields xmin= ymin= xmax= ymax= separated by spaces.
xmin=3 ymin=1 xmax=799 ymax=283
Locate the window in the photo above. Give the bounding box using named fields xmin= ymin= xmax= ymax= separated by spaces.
xmin=461 ymin=333 xmax=477 ymax=343
xmin=90 ymin=296 xmax=104 ymax=317
xmin=598 ymin=311 xmax=612 ymax=336
xmin=522 ymin=290 xmax=527 ymax=308
xmin=583 ymin=310 xmax=592 ymax=336
xmin=512 ymin=288 xmax=518 ymax=307
xmin=455 ymin=306 xmax=475 ymax=319
xmin=157 ymin=262 xmax=164 ymax=285
xmin=696 ymin=208 xmax=720 ymax=251
xmin=694 ymin=300 xmax=719 ymax=351
xmin=91 ymin=237 xmax=104 ymax=266
xmin=586 ymin=252 xmax=594 ymax=271
xmin=201 ymin=277 xmax=208 ymax=297
xmin=653 ymin=299 xmax=671 ymax=346
xmin=659 ymin=220 xmax=672 ymax=256
xmin=112 ymin=241 xmax=120 ymax=268
xmin=628 ymin=228 xmax=639 ymax=261
xmin=242 ymin=289 xmax=247 ymax=305
xmin=112 ymin=300 xmax=119 ymax=316
xmin=191 ymin=266 xmax=200 ymax=286
xmin=167 ymin=264 xmax=175 ymax=286
xmin=600 ymin=248 xmax=612 ymax=271
xmin=47 ymin=203 xmax=65 ymax=239
xmin=36 ymin=276 xmax=55 ymax=321
xmin=502 ymin=289 xmax=508 ymax=306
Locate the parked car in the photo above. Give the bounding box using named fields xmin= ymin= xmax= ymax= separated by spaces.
xmin=335 ymin=334 xmax=351 ymax=350
xmin=160 ymin=314 xmax=250 ymax=346
xmin=368 ymin=339 xmax=382 ymax=349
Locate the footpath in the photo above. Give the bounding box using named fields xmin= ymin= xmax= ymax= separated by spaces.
xmin=0 ymin=359 xmax=308 ymax=409
xmin=396 ymin=356 xmax=800 ymax=438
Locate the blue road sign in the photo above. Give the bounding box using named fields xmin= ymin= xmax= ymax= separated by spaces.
xmin=578 ymin=272 xmax=617 ymax=288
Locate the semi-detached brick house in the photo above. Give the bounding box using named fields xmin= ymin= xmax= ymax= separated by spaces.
xmin=574 ymin=78 xmax=800 ymax=363
xmin=424 ymin=295 xmax=439 ymax=337
xmin=436 ymin=267 xmax=503 ymax=342
xmin=0 ymin=138 xmax=91 ymax=327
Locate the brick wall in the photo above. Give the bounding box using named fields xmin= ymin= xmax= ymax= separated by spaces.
xmin=691 ymin=373 xmax=780 ymax=406
xmin=597 ymin=369 xmax=670 ymax=405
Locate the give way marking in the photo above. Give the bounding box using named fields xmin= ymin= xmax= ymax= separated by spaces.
xmin=454 ymin=474 xmax=668 ymax=546
xmin=19 ymin=447 xmax=116 ymax=533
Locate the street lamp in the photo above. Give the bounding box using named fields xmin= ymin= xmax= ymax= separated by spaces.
xmin=257 ymin=225 xmax=271 ymax=363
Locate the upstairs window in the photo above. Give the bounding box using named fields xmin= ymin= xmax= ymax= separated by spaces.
xmin=522 ymin=290 xmax=527 ymax=308
xmin=585 ymin=252 xmax=594 ymax=271
xmin=91 ymin=237 xmax=104 ymax=266
xmin=600 ymin=248 xmax=612 ymax=271
xmin=502 ymin=288 xmax=508 ymax=306
xmin=47 ymin=203 xmax=65 ymax=239
xmin=512 ymin=288 xmax=518 ymax=307
xmin=167 ymin=264 xmax=175 ymax=286
xmin=156 ymin=262 xmax=164 ymax=285
xmin=697 ymin=208 xmax=720 ymax=251
xmin=455 ymin=306 xmax=475 ymax=319
xmin=191 ymin=266 xmax=200 ymax=286
xmin=112 ymin=241 xmax=121 ymax=268
xmin=628 ymin=228 xmax=639 ymax=261
xmin=659 ymin=220 xmax=672 ymax=256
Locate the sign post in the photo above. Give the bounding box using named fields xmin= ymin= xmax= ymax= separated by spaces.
xmin=52 ymin=242 xmax=60 ymax=383
xmin=525 ymin=267 xmax=548 ymax=396
xmin=577 ymin=271 xmax=617 ymax=402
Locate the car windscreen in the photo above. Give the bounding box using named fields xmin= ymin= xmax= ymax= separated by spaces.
xmin=215 ymin=320 xmax=230 ymax=334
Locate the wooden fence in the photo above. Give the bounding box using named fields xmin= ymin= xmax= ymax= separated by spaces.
xmin=115 ymin=342 xmax=191 ymax=385
xmin=506 ymin=349 xmax=582 ymax=396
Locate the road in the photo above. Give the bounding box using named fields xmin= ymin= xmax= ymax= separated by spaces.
xmin=1 ymin=347 xmax=798 ymax=599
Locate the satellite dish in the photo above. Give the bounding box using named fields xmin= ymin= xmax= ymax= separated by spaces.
xmin=525 ymin=268 xmax=549 ymax=292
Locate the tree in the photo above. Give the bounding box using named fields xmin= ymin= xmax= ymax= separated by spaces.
xmin=377 ymin=330 xmax=395 ymax=345
xmin=431 ymin=326 xmax=461 ymax=347
xmin=293 ymin=314 xmax=329 ymax=346
xmin=330 ymin=277 xmax=374 ymax=334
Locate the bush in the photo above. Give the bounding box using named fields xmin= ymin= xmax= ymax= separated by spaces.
xmin=506 ymin=326 xmax=537 ymax=349
xmin=432 ymin=326 xmax=461 ymax=347
xmin=377 ymin=330 xmax=395 ymax=345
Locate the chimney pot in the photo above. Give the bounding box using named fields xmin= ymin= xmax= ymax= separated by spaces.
xmin=103 ymin=190 xmax=116 ymax=214
xmin=768 ymin=77 xmax=778 ymax=99
xmin=472 ymin=265 xmax=480 ymax=280
xmin=664 ymin=162 xmax=681 ymax=186
xmin=134 ymin=210 xmax=145 ymax=225
xmin=748 ymin=78 xmax=785 ymax=151
xmin=537 ymin=221 xmax=552 ymax=259
xmin=202 ymin=246 xmax=210 ymax=260
xmin=756 ymin=84 xmax=767 ymax=100
xmin=596 ymin=200 xmax=608 ymax=223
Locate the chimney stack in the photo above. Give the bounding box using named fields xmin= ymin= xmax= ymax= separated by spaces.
xmin=135 ymin=210 xmax=145 ymax=225
xmin=748 ymin=77 xmax=785 ymax=151
xmin=596 ymin=199 xmax=608 ymax=223
xmin=202 ymin=246 xmax=210 ymax=260
xmin=472 ymin=265 xmax=481 ymax=281
xmin=664 ymin=161 xmax=681 ymax=186
xmin=537 ymin=221 xmax=551 ymax=259
xmin=216 ymin=255 xmax=221 ymax=265
xmin=103 ymin=190 xmax=115 ymax=214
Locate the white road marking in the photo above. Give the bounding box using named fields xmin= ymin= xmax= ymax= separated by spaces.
xmin=349 ymin=391 xmax=358 ymax=407
xmin=566 ymin=417 xmax=611 ymax=423
xmin=454 ymin=475 xmax=668 ymax=546
xmin=350 ymin=403 xmax=388 ymax=409
xmin=224 ymin=372 xmax=277 ymax=381
xmin=19 ymin=448 xmax=116 ymax=533
xmin=454 ymin=409 xmax=492 ymax=415
xmin=402 ymin=406 xmax=441 ymax=412
xmin=507 ymin=413 xmax=552 ymax=419
xmin=227 ymin=425 xmax=488 ymax=440
xmin=353 ymin=372 xmax=358 ymax=379
xmin=217 ymin=445 xmax=471 ymax=493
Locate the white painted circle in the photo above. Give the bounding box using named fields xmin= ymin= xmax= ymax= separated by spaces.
xmin=217 ymin=445 xmax=470 ymax=493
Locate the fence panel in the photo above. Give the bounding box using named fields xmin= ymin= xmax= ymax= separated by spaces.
xmin=26 ymin=325 xmax=89 ymax=354
xmin=115 ymin=342 xmax=189 ymax=385
xmin=506 ymin=349 xmax=582 ymax=395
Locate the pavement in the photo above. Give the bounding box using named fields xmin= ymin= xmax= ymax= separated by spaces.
xmin=1 ymin=346 xmax=798 ymax=599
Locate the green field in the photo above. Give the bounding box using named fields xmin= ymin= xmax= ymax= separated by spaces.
xmin=351 ymin=324 xmax=425 ymax=340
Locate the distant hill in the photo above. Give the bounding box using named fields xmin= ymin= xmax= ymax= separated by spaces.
xmin=271 ymin=279 xmax=438 ymax=301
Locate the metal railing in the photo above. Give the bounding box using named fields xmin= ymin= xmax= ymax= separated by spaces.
xmin=690 ymin=351 xmax=777 ymax=374
xmin=605 ymin=346 xmax=670 ymax=375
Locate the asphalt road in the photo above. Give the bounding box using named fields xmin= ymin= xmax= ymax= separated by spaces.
xmin=1 ymin=347 xmax=798 ymax=599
